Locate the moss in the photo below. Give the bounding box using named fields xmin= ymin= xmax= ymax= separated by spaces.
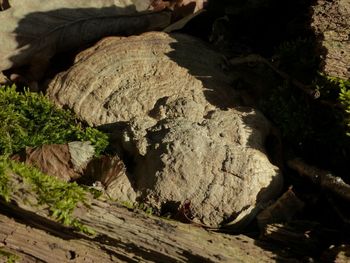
xmin=328 ymin=77 xmax=350 ymax=136
xmin=0 ymin=249 xmax=20 ymax=263
xmin=0 ymin=85 xmax=108 ymax=156
xmin=260 ymin=80 xmax=313 ymax=141
xmin=0 ymin=158 xmax=95 ymax=235
xmin=0 ymin=85 xmax=108 ymax=235
xmin=274 ymin=38 xmax=319 ymax=83
xmin=120 ymin=201 xmax=154 ymax=215
xmin=0 ymin=159 xmax=11 ymax=202
xmin=257 ymin=37 xmax=350 ymax=174
xmin=268 ymin=39 xmax=350 ymax=139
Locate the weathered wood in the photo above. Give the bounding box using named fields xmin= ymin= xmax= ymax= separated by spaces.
xmin=261 ymin=221 xmax=346 ymax=258
xmin=0 ymin=171 xmax=292 ymax=262
xmin=261 ymin=222 xmax=322 ymax=256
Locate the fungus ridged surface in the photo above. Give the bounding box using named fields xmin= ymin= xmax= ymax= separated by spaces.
xmin=47 ymin=32 xmax=282 ymax=227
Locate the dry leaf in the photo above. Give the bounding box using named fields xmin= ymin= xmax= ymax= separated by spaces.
xmin=176 ymin=0 xmax=207 ymax=13
xmin=0 ymin=0 xmax=10 ymax=11
xmin=83 ymin=155 xmax=137 ymax=201
xmin=163 ymin=9 xmax=205 ymax=32
xmin=83 ymin=155 xmax=126 ymax=188
xmin=151 ymin=0 xmax=207 ymax=19
xmin=162 ymin=0 xmax=207 ymax=32
xmin=0 ymin=0 xmax=171 ymax=74
xmin=11 ymin=142 xmax=95 ymax=182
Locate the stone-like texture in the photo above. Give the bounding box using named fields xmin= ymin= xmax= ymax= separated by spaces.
xmin=311 ymin=0 xmax=350 ymax=79
xmin=47 ymin=32 xmax=282 ymax=227
xmin=128 ymin=106 xmax=282 ymax=226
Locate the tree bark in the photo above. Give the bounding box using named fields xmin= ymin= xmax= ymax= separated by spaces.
xmin=0 ymin=172 xmax=293 ymax=263
xmin=311 ymin=0 xmax=350 ymax=79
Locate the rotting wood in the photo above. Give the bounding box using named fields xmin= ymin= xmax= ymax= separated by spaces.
xmin=0 ymin=171 xmax=295 ymax=263
xmin=261 ymin=221 xmax=345 ymax=258
xmin=261 ymin=222 xmax=321 ymax=256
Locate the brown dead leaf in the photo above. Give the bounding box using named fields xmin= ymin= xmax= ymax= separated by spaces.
xmin=0 ymin=0 xmax=10 ymax=11
xmin=176 ymin=0 xmax=207 ymax=13
xmin=0 ymin=0 xmax=171 ymax=76
xmin=11 ymin=142 xmax=95 ymax=182
xmin=83 ymin=155 xmax=126 ymax=188
xmin=82 ymin=155 xmax=138 ymax=201
xmin=151 ymin=0 xmax=207 ymax=17
xmin=163 ymin=9 xmax=205 ymax=32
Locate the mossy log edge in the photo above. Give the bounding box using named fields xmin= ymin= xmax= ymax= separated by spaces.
xmin=0 ymin=171 xmax=288 ymax=263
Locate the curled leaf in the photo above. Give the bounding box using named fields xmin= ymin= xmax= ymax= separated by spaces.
xmin=11 ymin=142 xmax=95 ymax=182
xmin=0 ymin=0 xmax=10 ymax=11
xmin=83 ymin=155 xmax=137 ymax=202
xmin=175 ymin=0 xmax=207 ymax=13
xmin=0 ymin=0 xmax=171 ymax=73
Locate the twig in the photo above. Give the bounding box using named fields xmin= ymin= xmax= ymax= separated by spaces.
xmin=327 ymin=196 xmax=350 ymax=226
xmin=287 ymin=158 xmax=350 ymax=202
xmin=229 ymin=54 xmax=320 ymax=99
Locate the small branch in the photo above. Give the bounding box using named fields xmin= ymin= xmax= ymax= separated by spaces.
xmin=287 ymin=158 xmax=350 ymax=202
xmin=229 ymin=54 xmax=320 ymax=99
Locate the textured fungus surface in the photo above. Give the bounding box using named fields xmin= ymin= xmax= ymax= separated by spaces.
xmin=47 ymin=32 xmax=282 ymax=227
xmin=47 ymin=32 xmax=237 ymax=125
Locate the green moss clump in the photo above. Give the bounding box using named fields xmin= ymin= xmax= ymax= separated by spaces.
xmin=0 ymin=85 xmax=106 ymax=234
xmin=120 ymin=201 xmax=154 ymax=215
xmin=0 ymin=85 xmax=108 ymax=156
xmin=257 ymin=38 xmax=350 ymax=174
xmin=329 ymin=77 xmax=350 ymax=136
xmin=0 ymin=249 xmax=20 ymax=263
xmin=260 ymin=80 xmax=313 ymax=141
xmin=0 ymin=158 xmax=94 ymax=235
xmin=0 ymin=159 xmax=10 ymax=202
xmin=340 ymin=88 xmax=350 ymax=136
xmin=269 ymin=39 xmax=350 ymax=138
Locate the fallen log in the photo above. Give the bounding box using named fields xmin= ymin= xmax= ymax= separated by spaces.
xmin=0 ymin=170 xmax=292 ymax=262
